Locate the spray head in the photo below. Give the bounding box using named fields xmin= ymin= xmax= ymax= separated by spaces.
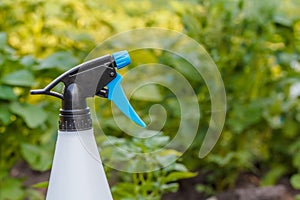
xmin=30 ymin=50 xmax=146 ymax=128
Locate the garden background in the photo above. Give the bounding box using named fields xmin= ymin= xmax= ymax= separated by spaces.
xmin=1 ymin=0 xmax=300 ymax=199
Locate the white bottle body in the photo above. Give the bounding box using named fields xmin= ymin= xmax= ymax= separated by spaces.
xmin=46 ymin=129 xmax=113 ymax=200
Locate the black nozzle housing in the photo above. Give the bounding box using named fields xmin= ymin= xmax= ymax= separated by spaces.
xmin=31 ymin=54 xmax=117 ymax=131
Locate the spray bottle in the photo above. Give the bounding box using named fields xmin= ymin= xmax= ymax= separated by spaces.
xmin=30 ymin=51 xmax=146 ymax=200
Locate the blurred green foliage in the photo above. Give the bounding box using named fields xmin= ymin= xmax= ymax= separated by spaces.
xmin=1 ymin=0 xmax=300 ymax=199
xmin=105 ymin=134 xmax=197 ymax=199
xmin=181 ymin=0 xmax=300 ymax=191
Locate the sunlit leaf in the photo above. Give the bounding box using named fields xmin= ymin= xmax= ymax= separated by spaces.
xmin=131 ymin=85 xmax=163 ymax=102
xmin=155 ymin=149 xmax=181 ymax=166
xmin=9 ymin=102 xmax=47 ymax=128
xmin=291 ymin=174 xmax=300 ymax=189
xmin=20 ymin=55 xmax=36 ymax=68
xmin=145 ymin=135 xmax=170 ymax=148
xmin=261 ymin=165 xmax=287 ymax=186
xmin=36 ymin=51 xmax=79 ymax=71
xmin=25 ymin=188 xmax=45 ymax=200
xmin=0 ymin=32 xmax=7 ymax=47
xmin=161 ymin=183 xmax=179 ymax=193
xmin=0 ymin=178 xmax=25 ymax=200
xmin=20 ymin=143 xmax=52 ymax=171
xmin=0 ymin=85 xmax=17 ymax=100
xmin=174 ymin=163 xmax=188 ymax=172
xmin=111 ymin=183 xmax=135 ymax=198
xmin=32 ymin=181 xmax=49 ymax=189
xmin=0 ymin=104 xmax=12 ymax=125
xmin=163 ymin=171 xmax=197 ymax=183
xmin=1 ymin=70 xmax=35 ymax=87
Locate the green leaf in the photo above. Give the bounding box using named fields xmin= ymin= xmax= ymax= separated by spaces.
xmin=155 ymin=149 xmax=182 ymax=166
xmin=0 ymin=85 xmax=17 ymax=100
xmin=161 ymin=183 xmax=179 ymax=193
xmin=1 ymin=70 xmax=35 ymax=87
xmin=0 ymin=32 xmax=7 ymax=47
xmin=20 ymin=143 xmax=52 ymax=171
xmin=295 ymin=194 xmax=300 ymax=200
xmin=145 ymin=135 xmax=170 ymax=149
xmin=111 ymin=182 xmax=136 ymax=198
xmin=174 ymin=163 xmax=188 ymax=172
xmin=32 ymin=181 xmax=49 ymax=189
xmin=20 ymin=55 xmax=36 ymax=68
xmin=9 ymin=102 xmax=47 ymax=128
xmin=163 ymin=163 xmax=188 ymax=173
xmin=132 ymin=85 xmax=163 ymax=102
xmin=0 ymin=104 xmax=12 ymax=125
xmin=207 ymin=152 xmax=236 ymax=166
xmin=163 ymin=171 xmax=197 ymax=183
xmin=261 ymin=165 xmax=287 ymax=186
xmin=0 ymin=178 xmax=25 ymax=200
xmin=66 ymin=32 xmax=94 ymax=43
xmin=291 ymin=174 xmax=300 ymax=189
xmin=273 ymin=14 xmax=292 ymax=27
xmin=25 ymin=188 xmax=45 ymax=200
xmin=36 ymin=51 xmax=79 ymax=71
xmin=293 ymin=153 xmax=300 ymax=168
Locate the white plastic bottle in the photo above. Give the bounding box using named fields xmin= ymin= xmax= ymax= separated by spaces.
xmin=46 ymin=129 xmax=113 ymax=200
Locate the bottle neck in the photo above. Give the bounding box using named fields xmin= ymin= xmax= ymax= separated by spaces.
xmin=59 ymin=108 xmax=92 ymax=131
xmin=59 ymin=81 xmax=92 ymax=131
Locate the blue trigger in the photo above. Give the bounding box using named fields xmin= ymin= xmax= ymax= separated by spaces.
xmin=107 ymin=73 xmax=146 ymax=128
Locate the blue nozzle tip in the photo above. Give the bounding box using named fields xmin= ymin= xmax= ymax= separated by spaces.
xmin=112 ymin=50 xmax=131 ymax=70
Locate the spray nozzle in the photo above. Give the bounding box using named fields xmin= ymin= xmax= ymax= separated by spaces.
xmin=31 ymin=50 xmax=146 ymax=128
